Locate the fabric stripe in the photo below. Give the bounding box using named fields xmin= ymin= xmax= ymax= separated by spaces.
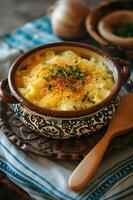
xmin=32 ymin=17 xmax=53 ymax=34
xmin=3 ymin=33 xmax=32 ymax=50
xmin=79 ymin=160 xmax=133 ymax=200
xmin=2 ymin=17 xmax=61 ymax=52
xmin=0 ymin=143 xmax=73 ymax=200
xmin=76 ymin=156 xmax=133 ymax=200
xmin=16 ymin=29 xmax=43 ymax=46
xmin=81 ymin=162 xmax=133 ymax=200
xmin=0 ymin=155 xmax=58 ymax=199
xmin=1 ymin=145 xmax=132 ymax=200
xmin=4 ymin=172 xmax=55 ymax=200
xmin=0 ymin=155 xmax=65 ymax=200
xmin=16 ymin=28 xmax=60 ymax=45
xmin=104 ymin=185 xmax=133 ymax=200
xmin=2 ymin=172 xmax=55 ymax=200
xmin=76 ymin=155 xmax=133 ymax=199
xmin=114 ymin=191 xmax=133 ymax=200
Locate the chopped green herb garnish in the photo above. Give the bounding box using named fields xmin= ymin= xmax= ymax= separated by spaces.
xmin=73 ymin=106 xmax=77 ymax=110
xmin=42 ymin=62 xmax=46 ymax=65
xmin=88 ymin=98 xmax=95 ymax=104
xmin=82 ymin=94 xmax=88 ymax=102
xmin=49 ymin=64 xmax=87 ymax=81
xmin=62 ymin=71 xmax=68 ymax=78
xmin=113 ymin=23 xmax=133 ymax=38
xmin=66 ymin=84 xmax=77 ymax=92
xmin=109 ymin=71 xmax=115 ymax=83
xmin=75 ymin=60 xmax=78 ymax=64
xmin=48 ymin=84 xmax=52 ymax=91
xmin=43 ymin=76 xmax=49 ymax=81
xmin=82 ymin=79 xmax=85 ymax=85
xmin=81 ymin=93 xmax=95 ymax=104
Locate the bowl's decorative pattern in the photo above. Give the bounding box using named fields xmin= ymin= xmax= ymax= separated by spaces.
xmin=1 ymin=99 xmax=133 ymax=160
xmin=12 ymin=97 xmax=119 ymax=139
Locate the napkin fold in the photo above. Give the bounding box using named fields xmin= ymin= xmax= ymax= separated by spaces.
xmin=0 ymin=16 xmax=133 ymax=200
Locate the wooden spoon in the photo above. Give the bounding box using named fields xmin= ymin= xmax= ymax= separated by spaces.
xmin=68 ymin=93 xmax=133 ymax=191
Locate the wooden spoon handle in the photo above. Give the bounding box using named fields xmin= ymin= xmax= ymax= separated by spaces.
xmin=68 ymin=132 xmax=112 ymax=191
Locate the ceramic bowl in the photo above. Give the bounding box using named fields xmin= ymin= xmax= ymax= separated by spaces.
xmin=0 ymin=42 xmax=130 ymax=139
xmin=86 ymin=0 xmax=133 ymax=60
xmin=98 ymin=10 xmax=133 ymax=48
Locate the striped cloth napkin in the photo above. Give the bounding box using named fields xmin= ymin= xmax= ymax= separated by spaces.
xmin=0 ymin=16 xmax=133 ymax=200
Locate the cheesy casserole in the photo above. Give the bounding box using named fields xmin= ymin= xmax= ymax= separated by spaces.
xmin=15 ymin=50 xmax=114 ymax=111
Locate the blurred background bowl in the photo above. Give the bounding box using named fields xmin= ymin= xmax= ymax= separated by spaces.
xmin=86 ymin=0 xmax=133 ymax=60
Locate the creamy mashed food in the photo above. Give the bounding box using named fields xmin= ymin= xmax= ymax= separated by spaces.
xmin=15 ymin=50 xmax=114 ymax=111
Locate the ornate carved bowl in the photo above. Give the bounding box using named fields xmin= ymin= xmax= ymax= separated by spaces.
xmin=0 ymin=42 xmax=130 ymax=139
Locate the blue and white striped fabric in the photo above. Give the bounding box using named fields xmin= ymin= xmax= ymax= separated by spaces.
xmin=0 ymin=16 xmax=133 ymax=200
xmin=2 ymin=17 xmax=61 ymax=52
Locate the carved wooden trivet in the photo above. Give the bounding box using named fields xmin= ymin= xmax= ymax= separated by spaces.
xmin=0 ymin=100 xmax=132 ymax=160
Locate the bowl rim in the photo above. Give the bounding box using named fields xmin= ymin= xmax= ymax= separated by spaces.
xmin=8 ymin=42 xmax=122 ymax=118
